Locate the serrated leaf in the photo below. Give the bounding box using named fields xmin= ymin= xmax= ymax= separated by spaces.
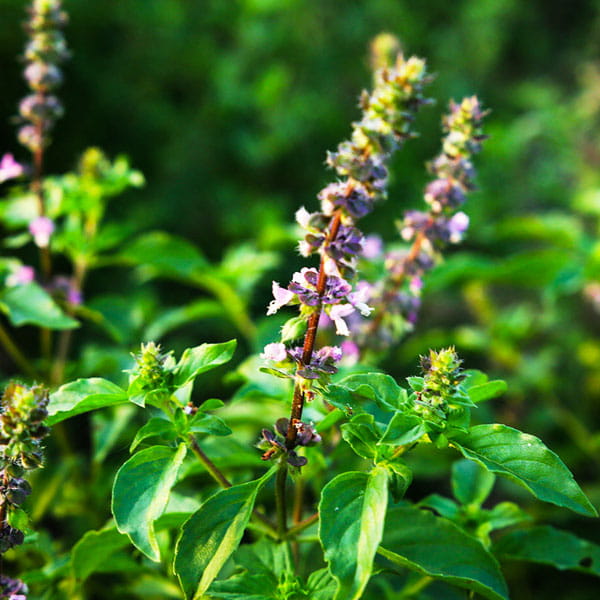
xmin=0 ymin=282 xmax=78 ymax=329
xmin=452 ymin=459 xmax=495 ymax=506
xmin=112 ymin=444 xmax=187 ymax=561
xmin=452 ymin=424 xmax=597 ymax=516
xmin=71 ymin=527 xmax=130 ymax=581
xmin=174 ymin=340 xmax=237 ymax=387
xmin=380 ymin=506 xmax=509 ymax=600
xmin=174 ymin=468 xmax=275 ymax=599
xmin=492 ymin=525 xmax=600 ymax=577
xmin=47 ymin=378 xmax=128 ymax=425
xmin=130 ymin=418 xmax=177 ymax=452
xmin=319 ymin=467 xmax=389 ymax=600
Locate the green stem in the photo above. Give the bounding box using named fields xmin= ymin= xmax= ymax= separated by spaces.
xmin=398 ymin=574 xmax=433 ymax=598
xmin=187 ymin=433 xmax=232 ymax=489
xmin=0 ymin=320 xmax=40 ymax=380
xmin=275 ymin=460 xmax=288 ymax=538
xmin=187 ymin=433 xmax=278 ymax=536
xmin=285 ymin=511 xmax=318 ymax=539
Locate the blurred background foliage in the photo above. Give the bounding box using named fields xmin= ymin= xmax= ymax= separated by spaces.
xmin=2 ymin=0 xmax=600 ymax=598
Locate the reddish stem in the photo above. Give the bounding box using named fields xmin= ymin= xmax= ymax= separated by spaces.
xmin=286 ymin=211 xmax=342 ymax=448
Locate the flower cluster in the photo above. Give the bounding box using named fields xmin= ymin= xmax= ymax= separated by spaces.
xmin=131 ymin=342 xmax=175 ymax=392
xmin=259 ymin=418 xmax=321 ymax=467
xmin=18 ymin=0 xmax=69 ymax=154
xmin=0 ymin=383 xmax=50 ymax=554
xmin=410 ymin=347 xmax=468 ymax=426
xmin=0 ymin=576 xmax=28 ymax=600
xmin=260 ymin=53 xmax=432 ymax=457
xmin=354 ymin=97 xmax=487 ymax=350
xmin=261 ymin=342 xmax=342 ymax=381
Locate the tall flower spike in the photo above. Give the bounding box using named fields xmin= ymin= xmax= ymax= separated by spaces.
xmin=18 ymin=0 xmax=69 ymax=154
xmin=261 ymin=52 xmax=433 ymax=453
xmin=356 ymin=96 xmax=488 ymax=351
xmin=0 ymin=383 xmax=50 ymax=556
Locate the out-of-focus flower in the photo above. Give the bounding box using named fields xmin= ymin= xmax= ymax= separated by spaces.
xmin=0 ymin=154 xmax=24 ymax=183
xmin=28 ymin=216 xmax=55 ymax=247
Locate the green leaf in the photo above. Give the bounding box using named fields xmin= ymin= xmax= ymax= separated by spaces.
xmin=0 ymin=282 xmax=78 ymax=329
xmin=452 ymin=424 xmax=597 ymax=516
xmin=452 ymin=459 xmax=495 ymax=506
xmin=208 ymin=572 xmax=278 ymax=599
xmin=118 ymin=231 xmax=209 ymax=280
xmin=466 ymin=380 xmax=508 ymax=404
xmin=130 ymin=418 xmax=177 ymax=452
xmin=380 ymin=413 xmax=426 ymax=446
xmin=319 ymin=467 xmax=389 ymax=600
xmin=112 ymin=443 xmax=187 ymax=561
xmin=385 ymin=461 xmax=413 ymax=503
xmin=341 ymin=414 xmax=380 ymax=459
xmin=380 ymin=506 xmax=509 ymax=600
xmin=333 ymin=373 xmax=407 ymax=412
xmin=174 ymin=340 xmax=237 ymax=387
xmin=492 ymin=525 xmax=600 ymax=577
xmin=174 ymin=468 xmax=275 ymax=599
xmin=47 ymin=378 xmax=128 ymax=425
xmin=144 ymin=300 xmax=226 ymax=341
xmin=71 ymin=527 xmax=130 ymax=581
xmin=189 ymin=412 xmax=232 ymax=437
xmin=418 ymin=494 xmax=460 ymax=520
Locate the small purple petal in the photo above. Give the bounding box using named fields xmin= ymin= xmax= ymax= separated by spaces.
xmin=267 ymin=281 xmax=295 ymax=315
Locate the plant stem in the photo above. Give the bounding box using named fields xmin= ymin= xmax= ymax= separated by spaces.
xmin=285 ymin=511 xmax=319 ymax=538
xmin=187 ymin=433 xmax=278 ymax=536
xmin=187 ymin=433 xmax=232 ymax=489
xmin=398 ymin=574 xmax=433 ymax=598
xmin=0 ymin=320 xmax=40 ymax=380
xmin=275 ymin=461 xmax=288 ymax=538
xmin=286 ymin=211 xmax=342 ymax=448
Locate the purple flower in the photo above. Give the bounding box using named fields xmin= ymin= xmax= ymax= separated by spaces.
xmin=28 ymin=216 xmax=55 ymax=248
xmin=318 ymin=180 xmax=374 ymax=220
xmin=0 ymin=154 xmax=24 ymax=183
xmin=424 ymin=178 xmax=466 ymax=212
xmin=447 ymin=211 xmax=469 ymax=243
xmin=361 ymin=234 xmax=383 ymax=259
xmin=261 ymin=342 xmax=288 ymax=362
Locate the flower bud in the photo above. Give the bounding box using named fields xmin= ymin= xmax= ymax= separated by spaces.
xmin=24 ymin=62 xmax=62 ymax=91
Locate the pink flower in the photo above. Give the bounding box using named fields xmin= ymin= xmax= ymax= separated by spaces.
xmin=0 ymin=154 xmax=24 ymax=183
xmin=328 ymin=303 xmax=355 ymax=336
xmin=340 ymin=340 xmax=360 ymax=366
xmin=261 ymin=342 xmax=288 ymax=362
xmin=29 ymin=216 xmax=55 ymax=248
xmin=361 ymin=234 xmax=383 ymax=259
xmin=266 ymin=281 xmax=295 ymax=315
xmin=6 ymin=265 xmax=35 ymax=287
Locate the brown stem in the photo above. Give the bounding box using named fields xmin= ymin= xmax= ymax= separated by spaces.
xmin=286 ymin=211 xmax=342 ymax=448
